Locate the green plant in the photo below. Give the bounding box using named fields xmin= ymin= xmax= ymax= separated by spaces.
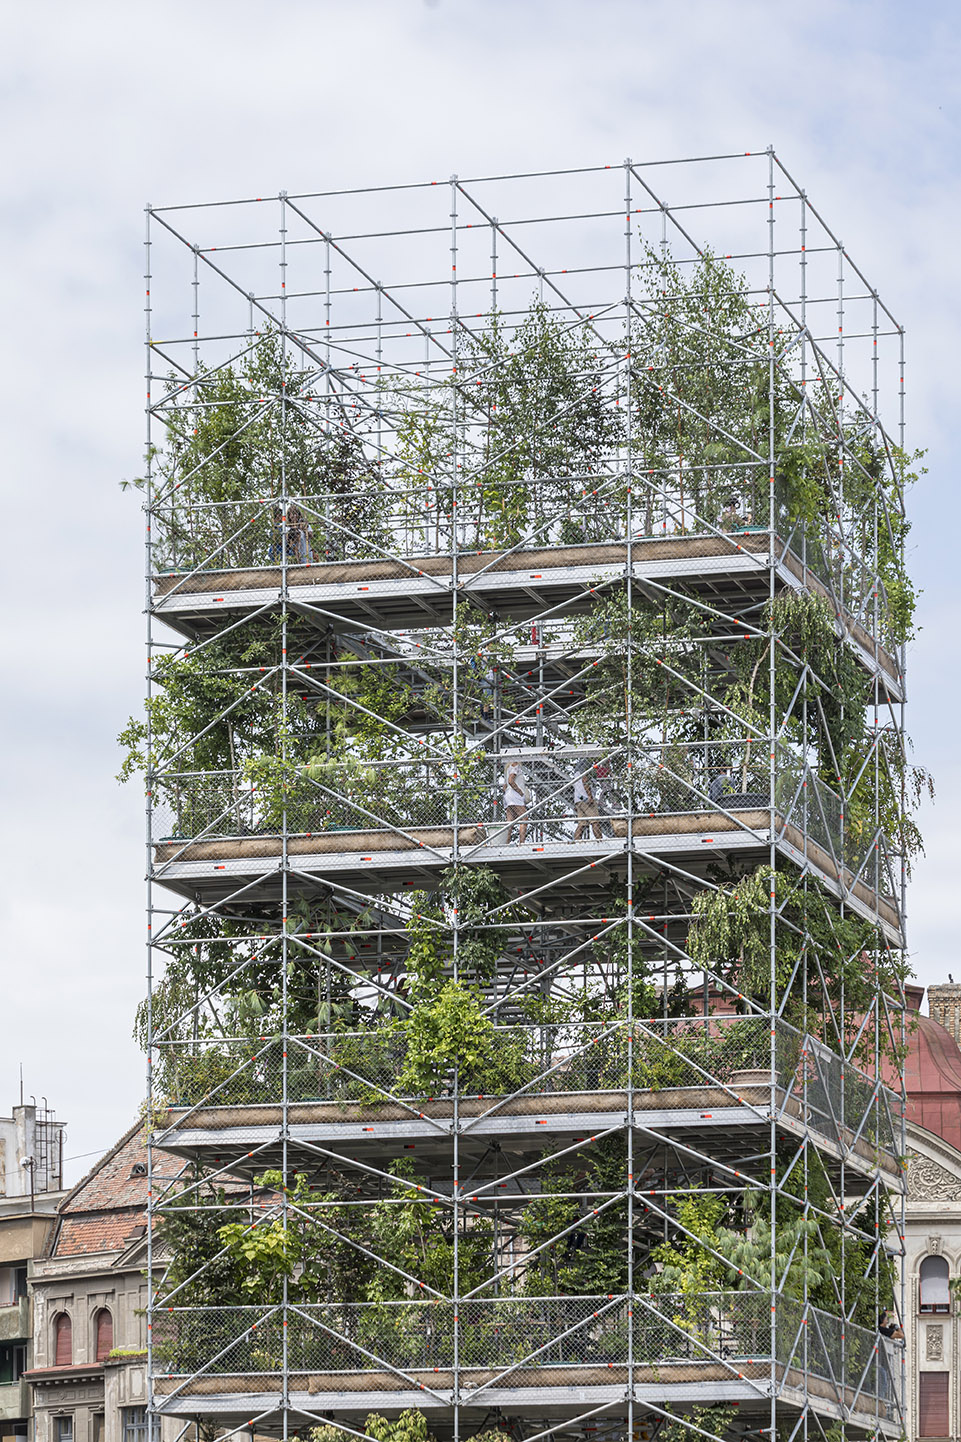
xmin=398 ymin=981 xmax=529 ymax=1096
xmin=518 ymin=1137 xmax=633 ymax=1296
xmin=365 ymin=1159 xmax=493 ymax=1300
xmin=217 ymin=1170 xmax=371 ymax=1306
xmin=312 ymin=1411 xmax=435 ymax=1442
xmin=687 ymin=862 xmax=909 ymax=1065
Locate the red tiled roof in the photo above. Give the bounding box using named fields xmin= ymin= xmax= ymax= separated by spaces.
xmin=877 ymin=999 xmax=961 ymax=1151
xmin=55 ymin=1212 xmax=148 ymax=1258
xmin=50 ymin=1121 xmax=180 ymax=1259
xmin=59 ymin=1129 xmax=177 ymax=1216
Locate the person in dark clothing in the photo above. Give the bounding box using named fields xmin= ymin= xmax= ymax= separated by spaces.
xmin=708 ymin=767 xmax=735 ymax=803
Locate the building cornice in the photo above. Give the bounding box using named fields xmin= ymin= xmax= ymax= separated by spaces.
xmin=24 ymin=1363 xmax=104 ymax=1382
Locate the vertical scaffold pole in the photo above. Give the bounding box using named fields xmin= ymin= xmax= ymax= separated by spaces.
xmin=766 ymin=144 xmax=779 ymax=1435
xmin=278 ymin=188 xmax=291 ymax=1437
xmin=623 ymin=155 xmax=636 ymax=1438
xmin=143 ymin=198 xmax=156 ymax=1440
xmin=449 ymin=171 xmax=461 ymax=1442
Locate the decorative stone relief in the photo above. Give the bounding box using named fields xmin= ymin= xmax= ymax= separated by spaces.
xmin=906 ymin=1150 xmax=960 ymax=1201
xmin=927 ymin=1324 xmax=944 ymax=1361
xmin=928 ymin=1235 xmax=944 ymax=1255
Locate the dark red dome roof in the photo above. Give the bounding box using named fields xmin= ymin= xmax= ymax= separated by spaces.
xmin=898 ymin=1011 xmax=961 ymax=1151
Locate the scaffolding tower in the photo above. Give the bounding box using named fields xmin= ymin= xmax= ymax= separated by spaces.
xmin=140 ymin=152 xmax=914 ymax=1442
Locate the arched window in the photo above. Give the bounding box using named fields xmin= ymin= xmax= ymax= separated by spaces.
xmin=54 ymin=1313 xmax=72 ymax=1366
xmin=919 ymin=1254 xmax=951 ymax=1313
xmin=94 ymin=1309 xmax=113 ymax=1362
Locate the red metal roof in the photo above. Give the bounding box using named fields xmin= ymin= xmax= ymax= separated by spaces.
xmin=902 ymin=1011 xmax=961 ymax=1152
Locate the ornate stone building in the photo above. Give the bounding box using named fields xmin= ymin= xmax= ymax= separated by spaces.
xmin=25 ymin=1125 xmax=179 ymax=1442
xmin=902 ymin=983 xmax=961 ymax=1439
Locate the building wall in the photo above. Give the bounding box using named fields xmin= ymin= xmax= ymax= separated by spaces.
xmin=0 ymin=1193 xmax=64 ymax=1442
xmin=0 ymin=1109 xmax=64 ymax=1202
xmin=27 ymin=1126 xmax=181 ymax=1442
xmin=905 ymin=1127 xmax=961 ymax=1439
xmin=30 ymin=1265 xmax=147 ymax=1370
xmin=29 ymin=1255 xmax=153 ymax=1442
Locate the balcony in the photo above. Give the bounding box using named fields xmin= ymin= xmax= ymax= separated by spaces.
xmin=150 ymin=1292 xmax=900 ymax=1434
xmin=148 ymin=486 xmax=903 ymax=692
xmin=156 ymin=1014 xmax=904 ymax=1185
xmin=0 ymin=1299 xmax=29 ymax=1344
xmin=149 ymin=742 xmax=903 ymax=940
xmin=0 ymin=1379 xmax=29 ymax=1422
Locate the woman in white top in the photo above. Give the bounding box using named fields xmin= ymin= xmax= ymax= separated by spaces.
xmin=573 ymin=765 xmax=602 ymax=840
xmin=502 ymin=761 xmax=528 ymax=844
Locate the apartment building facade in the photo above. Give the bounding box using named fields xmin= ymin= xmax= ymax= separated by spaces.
xmin=0 ymin=1101 xmax=65 ymax=1442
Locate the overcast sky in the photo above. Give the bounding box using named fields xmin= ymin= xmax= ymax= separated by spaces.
xmin=0 ymin=0 xmax=957 ymax=1181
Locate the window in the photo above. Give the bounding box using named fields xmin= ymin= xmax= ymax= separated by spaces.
xmin=54 ymin=1312 xmax=72 ymax=1366
xmin=0 ymin=1267 xmax=25 ymax=1307
xmin=92 ymin=1416 xmax=104 ymax=1442
xmin=920 ymin=1255 xmax=951 ymax=1313
xmin=54 ymin=1419 xmax=73 ymax=1442
xmin=94 ymin=1309 xmax=113 ymax=1362
xmin=122 ymin=1409 xmax=159 ymax=1442
xmin=919 ymin=1371 xmax=950 ymax=1436
xmin=0 ymin=1344 xmax=26 ymax=1383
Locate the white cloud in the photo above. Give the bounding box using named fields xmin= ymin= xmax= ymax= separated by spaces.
xmin=1 ymin=0 xmax=958 ymax=1173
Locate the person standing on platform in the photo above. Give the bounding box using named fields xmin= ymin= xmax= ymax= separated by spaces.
xmin=573 ymin=763 xmax=602 ymax=840
xmin=502 ymin=759 xmax=529 ymax=844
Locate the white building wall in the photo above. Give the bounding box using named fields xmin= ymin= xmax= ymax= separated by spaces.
xmin=905 ymin=1126 xmax=961 ymax=1440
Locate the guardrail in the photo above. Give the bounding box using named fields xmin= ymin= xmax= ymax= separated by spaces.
xmin=151 ymin=1290 xmax=897 ymax=1420
xmin=158 ymin=1013 xmax=902 ymax=1167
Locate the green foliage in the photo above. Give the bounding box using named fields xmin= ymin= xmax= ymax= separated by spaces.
xmin=401 ymin=865 xmax=517 ymax=994
xmin=155 ymin=1172 xmax=246 ymax=1308
xmin=777 ymin=432 xmax=922 ymax=647
xmin=688 ymin=865 xmax=780 ymax=1006
xmin=441 ymin=864 xmax=514 ymax=982
xmin=570 ymin=588 xmax=701 ymax=751
xmin=130 ymin=261 xmax=913 ymax=1362
xmin=398 ymin=981 xmax=528 ymax=1096
xmin=519 ymin=1137 xmax=632 ymax=1296
xmin=688 ymin=863 xmax=908 ymax=1064
xmin=651 ymin=1193 xmax=732 ymax=1297
xmin=216 ymin=1171 xmax=371 ymax=1305
xmin=312 ymin=1411 xmax=434 ymax=1442
xmin=118 ymin=626 xmax=285 ymax=782
xmin=460 ymin=303 xmax=624 ymax=546
xmin=650 ymin=1153 xmax=893 ymax=1332
xmin=630 ymin=246 xmax=779 ymax=528
xmin=653 ymin=1406 xmax=736 ymax=1442
xmin=311 ymin=1412 xmax=505 ymax=1442
xmin=151 ymin=332 xmax=391 ymax=567
xmin=366 ymin=1160 xmax=492 ymax=1299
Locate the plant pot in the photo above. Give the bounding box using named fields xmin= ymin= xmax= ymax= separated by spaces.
xmin=731 ymin=1068 xmax=773 ymax=1088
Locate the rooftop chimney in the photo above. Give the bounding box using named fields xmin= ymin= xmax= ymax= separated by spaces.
xmin=928 ymin=983 xmax=961 ymax=1045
